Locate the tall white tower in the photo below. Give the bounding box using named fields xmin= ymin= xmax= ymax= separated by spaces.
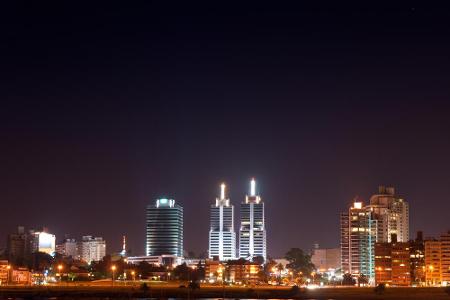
xmin=209 ymin=183 xmax=236 ymax=260
xmin=239 ymin=178 xmax=267 ymax=261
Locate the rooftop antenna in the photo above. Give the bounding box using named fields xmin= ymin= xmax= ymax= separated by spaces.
xmin=250 ymin=178 xmax=256 ymax=196
xmin=220 ymin=183 xmax=226 ymax=200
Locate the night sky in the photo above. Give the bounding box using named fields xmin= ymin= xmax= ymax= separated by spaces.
xmin=1 ymin=3 xmax=450 ymax=258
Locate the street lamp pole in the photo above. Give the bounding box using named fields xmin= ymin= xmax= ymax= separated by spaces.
xmin=6 ymin=265 xmax=11 ymax=286
xmin=131 ymin=271 xmax=136 ymax=284
xmin=111 ymin=265 xmax=116 ymax=287
xmin=57 ymin=264 xmax=63 ymax=284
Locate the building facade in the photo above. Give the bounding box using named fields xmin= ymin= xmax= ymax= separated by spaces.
xmin=340 ymin=201 xmax=377 ymax=282
xmin=56 ymin=238 xmax=78 ymax=258
xmin=425 ymin=231 xmax=450 ymax=286
xmin=6 ymin=227 xmax=28 ymax=265
xmin=146 ymin=198 xmax=183 ymax=257
xmin=369 ymin=186 xmax=409 ymax=243
xmin=410 ymin=231 xmax=425 ymax=285
xmin=80 ymin=236 xmax=106 ymax=263
xmin=28 ymin=230 xmax=56 ymax=256
xmin=209 ymin=183 xmax=236 ymax=261
xmin=239 ymin=179 xmax=266 ymax=261
xmin=374 ymin=235 xmax=411 ymax=286
xmin=425 ymin=239 xmax=441 ymax=286
xmin=311 ymin=247 xmax=341 ymax=273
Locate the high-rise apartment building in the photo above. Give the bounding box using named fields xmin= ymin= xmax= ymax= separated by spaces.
xmin=80 ymin=236 xmax=106 ymax=263
xmin=375 ymin=234 xmax=411 ymax=286
xmin=340 ymin=201 xmax=377 ymax=282
xmin=369 ymin=186 xmax=409 ymax=243
xmin=209 ymin=183 xmax=236 ymax=260
xmin=425 ymin=239 xmax=441 ymax=286
xmin=56 ymin=238 xmax=78 ymax=258
xmin=441 ymin=231 xmax=450 ymax=285
xmin=6 ymin=226 xmax=28 ymax=265
xmin=239 ymin=179 xmax=266 ymax=262
xmin=341 ymin=186 xmax=410 ymax=284
xmin=410 ymin=231 xmax=425 ymax=285
xmin=425 ymin=231 xmax=450 ymax=286
xmin=28 ymin=229 xmax=56 ymax=256
xmin=146 ymin=198 xmax=183 ymax=257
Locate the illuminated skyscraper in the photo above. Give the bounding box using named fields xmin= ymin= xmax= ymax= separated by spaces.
xmin=369 ymin=186 xmax=409 ymax=242
xmin=239 ymin=179 xmax=266 ymax=261
xmin=146 ymin=198 xmax=183 ymax=257
xmin=209 ymin=183 xmax=236 ymax=260
xmin=341 ymin=201 xmax=377 ymax=283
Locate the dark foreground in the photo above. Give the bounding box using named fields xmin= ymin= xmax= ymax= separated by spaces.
xmin=0 ymin=285 xmax=449 ymax=299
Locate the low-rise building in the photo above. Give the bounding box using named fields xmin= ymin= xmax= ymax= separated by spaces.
xmin=311 ymin=246 xmax=341 ymax=273
xmin=205 ymin=259 xmax=225 ymax=282
xmin=127 ymin=255 xmax=182 ymax=266
xmin=0 ymin=260 xmax=10 ymax=285
xmin=227 ymin=260 xmax=261 ymax=284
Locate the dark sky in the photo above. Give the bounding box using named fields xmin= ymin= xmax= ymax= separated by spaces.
xmin=1 ymin=3 xmax=450 ymax=258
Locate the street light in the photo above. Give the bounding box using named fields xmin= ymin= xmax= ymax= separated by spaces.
xmin=111 ymin=265 xmax=117 ymax=286
xmin=6 ymin=265 xmax=11 ymax=285
xmin=58 ymin=265 xmax=63 ymax=283
xmin=131 ymin=270 xmax=136 ymax=282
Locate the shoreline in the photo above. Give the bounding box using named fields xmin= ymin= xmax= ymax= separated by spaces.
xmin=0 ymin=286 xmax=449 ymax=299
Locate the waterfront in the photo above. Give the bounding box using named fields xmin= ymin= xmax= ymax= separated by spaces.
xmin=1 ymin=285 xmax=450 ymax=299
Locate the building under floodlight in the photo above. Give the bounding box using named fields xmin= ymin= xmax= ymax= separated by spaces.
xmin=209 ymin=183 xmax=236 ymax=260
xmin=239 ymin=178 xmax=267 ymax=262
xmin=146 ymin=198 xmax=183 ymax=258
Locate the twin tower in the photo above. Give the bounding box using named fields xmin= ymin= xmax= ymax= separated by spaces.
xmin=209 ymin=178 xmax=267 ymax=261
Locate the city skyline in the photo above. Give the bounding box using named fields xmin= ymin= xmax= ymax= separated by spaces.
xmin=2 ymin=183 xmax=441 ymax=259
xmin=2 ymin=3 xmax=450 ymax=258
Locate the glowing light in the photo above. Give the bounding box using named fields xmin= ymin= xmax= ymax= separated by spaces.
xmin=220 ymin=183 xmax=226 ymax=200
xmin=250 ymin=178 xmax=256 ymax=196
xmin=353 ymin=202 xmax=363 ymax=209
xmin=111 ymin=265 xmax=116 ymax=271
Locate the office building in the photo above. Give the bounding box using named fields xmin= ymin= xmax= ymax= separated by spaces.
xmin=369 ymin=186 xmax=409 ymax=243
xmin=80 ymin=236 xmax=106 ymax=263
xmin=340 ymin=201 xmax=377 ymax=282
xmin=146 ymin=198 xmax=183 ymax=257
xmin=209 ymin=183 xmax=236 ymax=261
xmin=239 ymin=179 xmax=266 ymax=261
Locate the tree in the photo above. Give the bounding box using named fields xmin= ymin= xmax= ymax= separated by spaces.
xmin=252 ymin=256 xmax=265 ymax=265
xmin=173 ymin=263 xmax=191 ymax=281
xmin=284 ymin=248 xmax=315 ymax=275
xmin=357 ymin=274 xmax=368 ymax=286
xmin=30 ymin=252 xmax=54 ymax=271
xmin=342 ymin=273 xmax=355 ymax=286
